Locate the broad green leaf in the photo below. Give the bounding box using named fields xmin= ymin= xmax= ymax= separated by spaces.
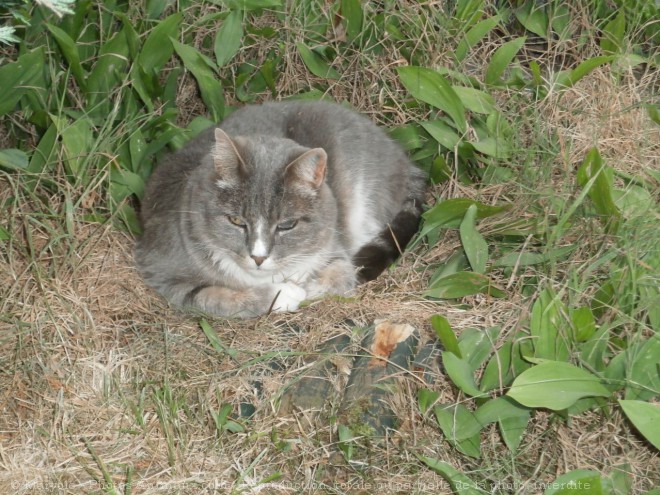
xmin=421 ymin=120 xmax=461 ymax=150
xmin=389 ymin=124 xmax=424 ymax=151
xmin=507 ymin=361 xmax=611 ymax=410
xmin=493 ymin=245 xmax=577 ymax=268
xmin=470 ymin=137 xmax=509 ymax=159
xmin=420 ymin=198 xmax=509 ymax=236
xmin=215 ymin=9 xmax=243 ymax=67
xmin=341 ymin=0 xmax=363 ymax=44
xmin=452 ymin=86 xmax=496 ymax=114
xmin=480 ymin=340 xmax=513 ymax=392
xmin=417 ymin=456 xmax=485 ymax=494
xmin=397 ymin=66 xmax=467 ymax=133
xmin=139 ymin=13 xmax=182 ymax=74
xmin=612 ymin=185 xmax=653 ymax=218
xmin=474 ymin=396 xmax=530 ymax=427
xmin=577 ymin=147 xmax=621 ymax=232
xmin=110 ymin=167 xmax=145 ymax=203
xmin=129 ymin=129 xmax=147 ymax=173
xmin=485 ymin=37 xmax=526 ymax=85
xmin=225 ymin=0 xmax=282 ymax=10
xmin=0 ymin=226 xmax=10 ymax=241
xmin=515 ymin=2 xmax=548 ymax=38
xmin=458 ymin=326 xmax=499 ymax=371
xmin=29 ymin=124 xmax=58 ymax=174
xmin=625 ymin=335 xmax=660 ymax=401
xmin=296 ymin=42 xmax=340 ymax=80
xmin=554 ymin=56 xmax=616 ymax=90
xmin=172 ymin=39 xmax=225 ymax=121
xmin=199 ymin=319 xmax=239 ymax=359
xmin=442 ymin=351 xmax=485 ymax=397
xmin=600 ymin=11 xmax=625 ymax=55
xmin=425 ymin=271 xmax=506 ymax=299
xmin=571 ymin=306 xmax=596 ymax=342
xmin=430 ymin=314 xmax=461 ymax=358
xmin=46 ymin=24 xmax=87 ymax=91
xmin=417 ymin=388 xmax=440 ymax=415
xmin=460 ymin=204 xmax=488 ymax=274
xmin=499 ymin=412 xmax=529 ymax=452
xmin=544 ymin=470 xmax=603 ymax=495
xmin=0 ymin=149 xmax=29 ymax=171
xmin=530 ymin=287 xmax=570 ymax=361
xmin=433 ymin=404 xmax=482 ymax=457
xmin=0 ymin=48 xmax=45 ymax=116
xmin=619 ymin=400 xmax=660 ymax=450
xmin=429 ymin=251 xmax=470 ymax=283
xmin=87 ymin=26 xmax=130 ymax=110
xmin=455 ymin=15 xmax=501 ymax=62
xmin=59 ymin=117 xmax=93 ymax=178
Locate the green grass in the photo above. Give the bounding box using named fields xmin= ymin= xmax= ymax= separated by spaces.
xmin=1 ymin=0 xmax=658 ymax=493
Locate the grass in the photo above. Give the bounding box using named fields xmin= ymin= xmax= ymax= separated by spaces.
xmin=1 ymin=0 xmax=659 ymax=493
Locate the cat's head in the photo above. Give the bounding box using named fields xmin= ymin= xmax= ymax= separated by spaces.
xmin=194 ymin=128 xmax=339 ymax=281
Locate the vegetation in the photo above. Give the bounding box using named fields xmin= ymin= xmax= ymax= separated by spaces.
xmin=0 ymin=0 xmax=658 ymax=493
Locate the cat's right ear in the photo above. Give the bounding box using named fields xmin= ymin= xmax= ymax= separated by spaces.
xmin=213 ymin=129 xmax=245 ymax=185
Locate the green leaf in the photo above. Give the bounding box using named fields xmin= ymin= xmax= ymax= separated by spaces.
xmin=455 ymin=15 xmax=501 ymax=62
xmin=29 ymin=124 xmax=58 ymax=174
xmin=544 ymin=470 xmax=603 ymax=495
xmin=172 ymin=39 xmax=225 ymax=121
xmin=417 ymin=388 xmax=440 ymax=415
xmin=397 ymin=66 xmax=467 ymax=133
xmin=499 ymin=412 xmax=529 ymax=453
xmin=199 ymin=319 xmax=239 ymax=359
xmin=0 ymin=47 xmax=45 ymax=116
xmin=139 ymin=13 xmax=182 ymax=74
xmin=417 ymin=455 xmax=486 ymax=494
xmin=600 ymin=11 xmax=626 ymax=55
xmin=58 ymin=117 xmax=93 ymax=178
xmin=87 ymin=26 xmax=130 ymax=110
xmin=493 ymin=245 xmax=577 ymax=268
xmin=577 ymin=147 xmax=621 ymax=232
xmin=484 ymin=37 xmax=526 ymax=85
xmin=433 ymin=404 xmax=482 ymax=457
xmin=0 ymin=226 xmax=10 ymax=241
xmin=625 ymin=335 xmax=660 ymax=401
xmin=46 ymin=24 xmax=87 ymax=92
xmin=530 ymin=287 xmax=570 ymax=361
xmin=296 ymin=42 xmax=340 ymax=80
xmin=225 ymin=0 xmax=282 ymax=10
xmin=458 ymin=326 xmax=499 ymax=371
xmin=337 ymin=424 xmax=354 ymax=461
xmin=619 ymin=400 xmax=660 ymax=450
xmin=215 ymin=9 xmax=243 ymax=66
xmin=571 ymin=306 xmax=596 ymax=342
xmin=0 ymin=149 xmax=29 ymax=171
xmin=420 ymin=198 xmax=509 ymax=236
xmin=554 ymin=56 xmax=616 ymax=90
xmin=474 ymin=396 xmax=531 ymax=437
xmin=480 ymin=340 xmax=513 ymax=392
xmin=421 ymin=120 xmax=461 ymax=150
xmin=507 ymin=361 xmax=611 ymax=411
xmin=430 ymin=314 xmax=461 ymax=358
xmin=515 ymin=2 xmax=548 ymax=38
xmin=452 ymin=86 xmax=496 ymax=114
xmin=460 ymin=204 xmax=488 ymax=274
xmin=425 ymin=271 xmax=506 ymax=299
xmin=340 ymin=0 xmax=363 ymax=44
xmin=442 ymin=351 xmax=486 ymax=397
xmin=110 ymin=167 xmax=146 ymax=203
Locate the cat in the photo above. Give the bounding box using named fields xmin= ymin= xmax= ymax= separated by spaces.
xmin=135 ymin=100 xmax=427 ymax=318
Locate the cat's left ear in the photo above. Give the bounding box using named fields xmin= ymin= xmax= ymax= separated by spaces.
xmin=285 ymin=148 xmax=327 ymax=192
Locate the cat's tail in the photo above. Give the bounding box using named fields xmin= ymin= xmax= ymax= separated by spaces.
xmin=353 ymin=196 xmax=424 ymax=283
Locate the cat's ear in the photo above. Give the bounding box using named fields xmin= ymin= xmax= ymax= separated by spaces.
xmin=213 ymin=129 xmax=245 ymax=183
xmin=284 ymin=148 xmax=327 ymax=192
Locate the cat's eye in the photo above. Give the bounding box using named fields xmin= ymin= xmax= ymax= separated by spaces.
xmin=227 ymin=215 xmax=246 ymax=227
xmin=276 ymin=219 xmax=298 ymax=231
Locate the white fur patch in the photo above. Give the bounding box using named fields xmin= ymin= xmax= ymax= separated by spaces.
xmin=216 ymin=179 xmax=235 ymax=190
xmin=251 ymin=220 xmax=268 ymax=258
xmin=346 ymin=178 xmax=381 ymax=253
xmin=271 ymin=282 xmax=307 ymax=312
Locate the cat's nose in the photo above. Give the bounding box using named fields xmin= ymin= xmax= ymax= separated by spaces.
xmin=251 ymin=255 xmax=267 ymax=266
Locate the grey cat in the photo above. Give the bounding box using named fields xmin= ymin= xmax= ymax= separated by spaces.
xmin=135 ymin=100 xmax=426 ymax=318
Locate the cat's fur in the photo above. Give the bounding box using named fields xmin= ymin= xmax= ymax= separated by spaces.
xmin=135 ymin=101 xmax=426 ymax=318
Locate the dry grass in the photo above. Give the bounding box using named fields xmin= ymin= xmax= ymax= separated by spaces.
xmin=1 ymin=2 xmax=659 ymax=494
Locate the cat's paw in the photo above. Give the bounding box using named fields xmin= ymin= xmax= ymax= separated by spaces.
xmin=305 ymin=259 xmax=356 ymax=299
xmin=271 ymin=282 xmax=307 ymax=312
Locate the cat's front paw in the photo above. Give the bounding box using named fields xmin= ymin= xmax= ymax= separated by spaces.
xmin=271 ymin=282 xmax=307 ymax=312
xmin=305 ymin=259 xmax=356 ymax=299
